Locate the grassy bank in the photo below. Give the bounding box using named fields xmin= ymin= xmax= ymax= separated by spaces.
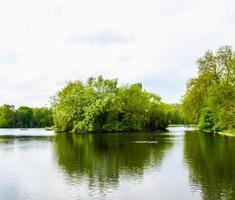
xmin=218 ymin=129 xmax=235 ymax=137
xmin=202 ymin=129 xmax=235 ymax=137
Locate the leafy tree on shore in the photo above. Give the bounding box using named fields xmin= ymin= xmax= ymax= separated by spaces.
xmin=182 ymin=45 xmax=235 ymax=131
xmin=168 ymin=104 xmax=185 ymax=124
xmin=16 ymin=106 xmax=34 ymax=128
xmin=33 ymin=107 xmax=53 ymax=128
xmin=0 ymin=104 xmax=16 ymax=128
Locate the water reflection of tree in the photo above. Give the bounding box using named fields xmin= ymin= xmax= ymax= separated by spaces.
xmin=54 ymin=132 xmax=173 ymax=189
xmin=184 ymin=131 xmax=235 ymax=200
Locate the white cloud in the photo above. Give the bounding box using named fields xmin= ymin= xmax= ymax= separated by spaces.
xmin=68 ymin=30 xmax=134 ymax=46
xmin=0 ymin=0 xmax=235 ymax=106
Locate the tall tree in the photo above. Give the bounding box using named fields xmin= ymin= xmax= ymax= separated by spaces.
xmin=15 ymin=106 xmax=34 ymax=128
xmin=0 ymin=104 xmax=15 ymax=128
xmin=182 ymin=45 xmax=235 ymax=131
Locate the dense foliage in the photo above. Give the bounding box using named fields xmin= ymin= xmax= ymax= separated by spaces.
xmin=0 ymin=105 xmax=15 ymax=128
xmin=168 ymin=104 xmax=185 ymax=124
xmin=0 ymin=105 xmax=53 ymax=128
xmin=53 ymin=76 xmax=171 ymax=133
xmin=182 ymin=46 xmax=235 ymax=131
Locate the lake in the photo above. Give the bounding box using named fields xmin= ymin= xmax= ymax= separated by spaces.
xmin=0 ymin=126 xmax=234 ymax=200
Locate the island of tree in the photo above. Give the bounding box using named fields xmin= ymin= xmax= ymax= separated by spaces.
xmin=52 ymin=76 xmax=182 ymax=133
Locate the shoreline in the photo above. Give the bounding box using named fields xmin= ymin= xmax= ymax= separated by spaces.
xmin=202 ymin=129 xmax=235 ymax=137
xmin=218 ymin=130 xmax=235 ymax=137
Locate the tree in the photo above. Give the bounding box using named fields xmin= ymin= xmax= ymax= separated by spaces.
xmin=182 ymin=45 xmax=235 ymax=131
xmin=0 ymin=104 xmax=54 ymax=128
xmin=0 ymin=104 xmax=15 ymax=128
xmin=15 ymin=106 xmax=34 ymax=128
xmin=168 ymin=104 xmax=185 ymax=124
xmin=33 ymin=107 xmax=53 ymax=127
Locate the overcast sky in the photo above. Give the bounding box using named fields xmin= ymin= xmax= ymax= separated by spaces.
xmin=0 ymin=0 xmax=235 ymax=107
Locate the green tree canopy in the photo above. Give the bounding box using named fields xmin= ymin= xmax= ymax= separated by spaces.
xmin=182 ymin=45 xmax=235 ymax=131
xmin=0 ymin=105 xmax=53 ymax=128
xmin=15 ymin=106 xmax=34 ymax=128
xmin=0 ymin=104 xmax=15 ymax=128
xmin=33 ymin=107 xmax=53 ymax=128
xmin=53 ymin=76 xmax=171 ymax=133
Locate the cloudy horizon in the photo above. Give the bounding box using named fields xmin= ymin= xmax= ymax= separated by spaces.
xmin=1 ymin=0 xmax=235 ymax=107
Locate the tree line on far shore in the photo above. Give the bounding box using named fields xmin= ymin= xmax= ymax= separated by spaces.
xmin=0 ymin=105 xmax=53 ymax=128
xmin=0 ymin=87 xmax=183 ymax=131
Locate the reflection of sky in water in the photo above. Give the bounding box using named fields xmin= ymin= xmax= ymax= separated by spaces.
xmin=0 ymin=128 xmax=55 ymax=136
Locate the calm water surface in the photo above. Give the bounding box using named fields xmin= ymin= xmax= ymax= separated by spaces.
xmin=0 ymin=127 xmax=234 ymax=200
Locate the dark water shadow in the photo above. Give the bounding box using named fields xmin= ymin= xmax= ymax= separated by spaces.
xmin=54 ymin=131 xmax=174 ymax=191
xmin=184 ymin=131 xmax=235 ymax=200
